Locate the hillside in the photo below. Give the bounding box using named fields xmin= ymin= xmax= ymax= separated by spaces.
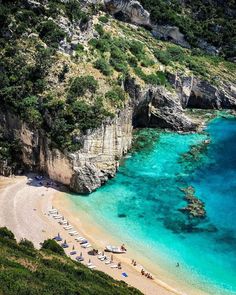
xmin=0 ymin=0 xmax=235 ymax=193
xmin=0 ymin=227 xmax=141 ymax=295
xmin=140 ymin=0 xmax=236 ymax=59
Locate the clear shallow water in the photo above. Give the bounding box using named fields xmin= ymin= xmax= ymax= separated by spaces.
xmin=68 ymin=117 xmax=236 ymax=295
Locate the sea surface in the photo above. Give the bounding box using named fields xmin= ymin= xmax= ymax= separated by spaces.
xmin=68 ymin=117 xmax=236 ymax=295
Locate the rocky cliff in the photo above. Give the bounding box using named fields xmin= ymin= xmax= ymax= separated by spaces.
xmin=0 ymin=0 xmax=236 ymax=193
xmin=0 ymin=107 xmax=132 ymax=193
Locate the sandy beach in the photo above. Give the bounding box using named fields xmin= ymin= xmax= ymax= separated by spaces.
xmin=0 ymin=175 xmax=207 ymax=295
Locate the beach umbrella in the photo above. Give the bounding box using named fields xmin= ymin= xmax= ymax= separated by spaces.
xmin=62 ymin=216 xmax=64 ymax=220
xmin=80 ymin=252 xmax=82 ymax=257
xmin=88 ymin=259 xmax=91 ymax=263
xmin=73 ymin=245 xmax=75 ymax=250
xmin=64 ymin=240 xmax=66 ymax=244
xmin=67 ymin=221 xmax=69 ymax=225
xmin=102 ymin=251 xmax=104 ymax=256
xmin=111 ymin=255 xmax=113 ymax=262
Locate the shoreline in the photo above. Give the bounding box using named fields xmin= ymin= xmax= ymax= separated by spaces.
xmin=0 ymin=175 xmax=179 ymax=295
xmin=55 ymin=192 xmax=211 ymax=295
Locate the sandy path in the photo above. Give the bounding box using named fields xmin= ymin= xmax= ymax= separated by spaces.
xmin=0 ymin=175 xmax=183 ymax=295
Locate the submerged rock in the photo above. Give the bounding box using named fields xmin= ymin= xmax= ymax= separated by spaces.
xmin=179 ymin=186 xmax=206 ymax=218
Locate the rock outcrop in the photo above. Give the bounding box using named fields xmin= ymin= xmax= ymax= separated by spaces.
xmin=104 ymin=0 xmax=150 ymax=26
xmin=152 ymin=25 xmax=190 ymax=49
xmin=168 ymin=73 xmax=236 ymax=109
xmin=0 ymin=108 xmax=132 ymax=194
xmin=133 ymin=86 xmax=197 ymax=131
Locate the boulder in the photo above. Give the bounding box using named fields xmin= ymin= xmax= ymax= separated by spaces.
xmin=104 ymin=0 xmax=150 ymax=26
xmin=152 ymin=25 xmax=190 ymax=49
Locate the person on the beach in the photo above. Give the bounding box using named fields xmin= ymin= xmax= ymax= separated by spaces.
xmin=118 ymin=262 xmax=122 ymax=269
xmin=133 ymin=261 xmax=137 ymax=266
xmin=121 ymin=244 xmax=126 ymax=251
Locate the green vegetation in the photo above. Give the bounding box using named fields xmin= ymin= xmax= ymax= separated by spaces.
xmin=38 ymin=20 xmax=66 ymax=48
xmin=105 ymin=86 xmax=126 ymax=107
xmin=0 ymin=227 xmax=142 ymax=295
xmin=99 ymin=15 xmax=109 ymax=24
xmin=68 ymin=76 xmax=98 ymax=99
xmin=94 ymin=58 xmax=113 ymax=76
xmin=140 ymin=0 xmax=236 ymax=58
xmin=41 ymin=239 xmax=65 ymax=256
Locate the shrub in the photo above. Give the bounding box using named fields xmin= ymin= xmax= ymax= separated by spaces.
xmin=95 ymin=24 xmax=105 ymax=36
xmin=105 ymin=86 xmax=126 ymax=106
xmin=41 ymin=239 xmax=65 ymax=255
xmin=94 ymin=58 xmax=113 ymax=76
xmin=99 ymin=15 xmax=109 ymax=23
xmin=38 ymin=20 xmax=66 ymax=48
xmin=68 ymin=75 xmax=98 ymax=99
xmin=19 ymin=239 xmax=34 ymax=249
xmin=153 ymin=49 xmax=171 ymax=66
xmin=129 ymin=40 xmax=145 ymax=57
xmin=0 ymin=227 xmax=15 ymax=240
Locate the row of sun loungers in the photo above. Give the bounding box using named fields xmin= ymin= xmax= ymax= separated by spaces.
xmin=49 ymin=208 xmax=123 ymax=272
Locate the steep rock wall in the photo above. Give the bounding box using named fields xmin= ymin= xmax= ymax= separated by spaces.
xmin=0 ymin=107 xmax=132 ymax=193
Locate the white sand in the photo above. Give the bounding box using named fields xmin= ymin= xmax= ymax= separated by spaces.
xmin=0 ymin=175 xmax=205 ymax=295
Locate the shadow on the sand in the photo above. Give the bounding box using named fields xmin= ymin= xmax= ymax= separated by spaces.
xmin=25 ymin=172 xmax=69 ymax=194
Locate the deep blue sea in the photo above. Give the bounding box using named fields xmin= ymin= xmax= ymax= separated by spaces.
xmin=68 ymin=117 xmax=236 ymax=295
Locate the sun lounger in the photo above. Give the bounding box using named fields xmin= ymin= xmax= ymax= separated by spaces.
xmin=105 ymin=260 xmax=112 ymax=264
xmin=110 ymin=264 xmax=118 ymax=268
xmin=53 ymin=215 xmax=63 ymax=219
xmin=81 ymin=243 xmax=91 ymax=248
xmin=87 ymin=262 xmax=92 ymax=266
xmin=63 ymin=225 xmax=73 ymax=230
xmin=88 ymin=265 xmax=96 ymax=269
xmin=75 ymin=237 xmax=85 ymax=241
xmin=70 ymin=232 xmax=79 ymax=236
xmin=100 ymin=256 xmax=107 ymax=261
xmin=69 ymin=230 xmax=77 ymax=235
xmin=49 ymin=209 xmax=57 ymax=214
xmin=59 ymin=220 xmax=67 ymax=225
xmin=76 ymin=256 xmax=84 ymax=262
xmin=70 ymin=251 xmax=77 ymax=255
xmin=98 ymin=255 xmax=106 ymax=260
xmin=80 ymin=239 xmax=88 ymax=244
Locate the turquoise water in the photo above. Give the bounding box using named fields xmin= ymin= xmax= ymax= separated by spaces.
xmin=68 ymin=117 xmax=236 ymax=295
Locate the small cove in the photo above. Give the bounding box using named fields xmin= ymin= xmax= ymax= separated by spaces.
xmin=67 ymin=117 xmax=236 ymax=295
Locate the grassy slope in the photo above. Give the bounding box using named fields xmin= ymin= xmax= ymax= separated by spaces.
xmin=0 ymin=236 xmax=141 ymax=295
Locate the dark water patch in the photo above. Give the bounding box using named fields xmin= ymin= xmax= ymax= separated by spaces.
xmin=118 ymin=213 xmax=127 ymax=218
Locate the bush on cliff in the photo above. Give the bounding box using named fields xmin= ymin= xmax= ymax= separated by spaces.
xmin=68 ymin=76 xmax=98 ymax=99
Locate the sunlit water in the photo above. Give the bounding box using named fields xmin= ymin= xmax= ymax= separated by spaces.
xmin=68 ymin=117 xmax=236 ymax=295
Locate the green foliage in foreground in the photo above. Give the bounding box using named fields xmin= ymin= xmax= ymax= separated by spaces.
xmin=41 ymin=239 xmax=65 ymax=256
xmin=0 ymin=228 xmax=142 ymax=295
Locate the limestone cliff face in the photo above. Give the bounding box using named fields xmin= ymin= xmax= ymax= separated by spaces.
xmin=1 ymin=76 xmax=236 ymax=193
xmin=104 ymin=0 xmax=150 ymax=26
xmin=0 ymin=107 xmax=132 ymax=193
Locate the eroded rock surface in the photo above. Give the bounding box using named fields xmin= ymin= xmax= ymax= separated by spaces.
xmin=104 ymin=0 xmax=150 ymax=26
